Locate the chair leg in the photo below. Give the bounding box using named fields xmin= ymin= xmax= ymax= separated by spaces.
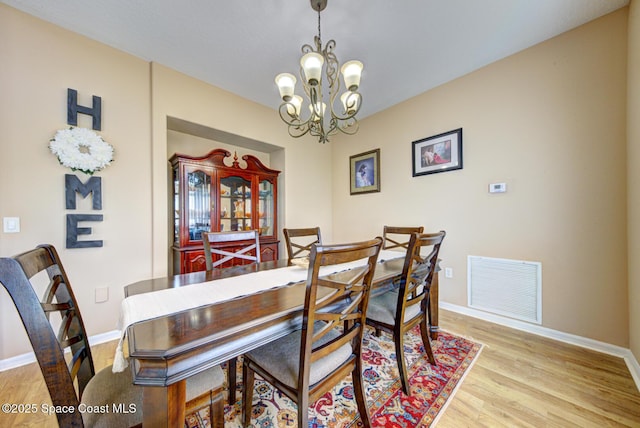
xmin=210 ymin=386 xmax=225 ymax=428
xmin=185 ymin=385 xmax=225 ymax=428
xmin=420 ymin=317 xmax=436 ymax=365
xmin=228 ymin=357 xmax=237 ymax=404
xmin=395 ymin=333 xmax=411 ymax=396
xmin=297 ymin=393 xmax=309 ymax=428
xmin=353 ymin=360 xmax=372 ymax=428
xmin=242 ymin=362 xmax=255 ymax=428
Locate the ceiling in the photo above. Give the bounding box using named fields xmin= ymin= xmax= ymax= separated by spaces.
xmin=2 ymin=0 xmax=629 ymax=119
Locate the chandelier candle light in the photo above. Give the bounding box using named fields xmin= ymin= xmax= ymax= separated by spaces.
xmin=275 ymin=0 xmax=363 ymax=144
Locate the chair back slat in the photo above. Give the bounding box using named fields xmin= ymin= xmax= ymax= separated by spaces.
xmin=69 ymin=347 xmax=89 ymax=380
xmin=382 ymin=225 xmax=424 ymax=251
xmin=283 ymin=227 xmax=322 ymax=263
xmin=42 ymin=302 xmax=72 ymax=312
xmin=203 ymin=230 xmax=261 ymax=270
xmin=0 ymin=245 xmax=92 ymax=427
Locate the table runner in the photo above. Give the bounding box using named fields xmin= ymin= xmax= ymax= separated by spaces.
xmin=113 ymin=250 xmax=404 ymax=372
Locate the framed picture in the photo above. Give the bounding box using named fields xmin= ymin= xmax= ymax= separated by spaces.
xmin=350 ymin=149 xmax=380 ymax=195
xmin=412 ymin=128 xmax=463 ymax=177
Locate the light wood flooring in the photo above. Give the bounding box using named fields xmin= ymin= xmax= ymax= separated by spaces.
xmin=1 ymin=309 xmax=639 ymax=427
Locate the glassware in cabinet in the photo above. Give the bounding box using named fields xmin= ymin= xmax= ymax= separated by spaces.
xmin=171 ymin=149 xmax=280 ymax=274
xmin=258 ymin=179 xmax=275 ymax=236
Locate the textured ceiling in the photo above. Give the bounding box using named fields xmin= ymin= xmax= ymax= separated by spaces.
xmin=2 ymin=0 xmax=629 ymax=118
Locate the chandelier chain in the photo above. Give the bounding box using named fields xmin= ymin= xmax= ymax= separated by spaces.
xmin=317 ymin=7 xmax=321 ymax=43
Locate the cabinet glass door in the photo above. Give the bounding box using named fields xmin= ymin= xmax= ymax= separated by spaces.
xmin=220 ymin=175 xmax=252 ymax=232
xmin=173 ymin=168 xmax=180 ymax=246
xmin=258 ymin=179 xmax=275 ymax=236
xmin=187 ymin=169 xmax=211 ymax=241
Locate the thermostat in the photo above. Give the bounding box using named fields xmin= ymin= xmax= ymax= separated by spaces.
xmin=489 ymin=183 xmax=507 ymax=193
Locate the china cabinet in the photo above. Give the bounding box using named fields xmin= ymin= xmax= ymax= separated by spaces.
xmin=171 ymin=149 xmax=279 ymax=273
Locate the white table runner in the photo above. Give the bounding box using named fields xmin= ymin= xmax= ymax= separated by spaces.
xmin=113 ymin=250 xmax=405 ymax=372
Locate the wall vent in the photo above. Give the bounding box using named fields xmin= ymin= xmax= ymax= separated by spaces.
xmin=467 ymin=256 xmax=542 ymax=324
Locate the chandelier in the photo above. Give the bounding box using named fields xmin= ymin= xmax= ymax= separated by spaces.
xmin=275 ymin=0 xmax=363 ymax=144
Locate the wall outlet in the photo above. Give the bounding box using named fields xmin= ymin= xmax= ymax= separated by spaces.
xmin=444 ymin=267 xmax=453 ymax=278
xmin=95 ymin=287 xmax=109 ymax=303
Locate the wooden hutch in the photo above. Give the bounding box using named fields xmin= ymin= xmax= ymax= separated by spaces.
xmin=171 ymin=149 xmax=280 ymax=273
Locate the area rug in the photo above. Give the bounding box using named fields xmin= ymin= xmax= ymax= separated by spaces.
xmin=185 ymin=326 xmax=482 ymax=428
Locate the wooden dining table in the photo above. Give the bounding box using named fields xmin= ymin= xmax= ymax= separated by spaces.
xmin=123 ymin=256 xmax=440 ymax=427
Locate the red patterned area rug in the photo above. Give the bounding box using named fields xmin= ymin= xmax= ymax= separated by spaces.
xmin=185 ymin=326 xmax=482 ymax=428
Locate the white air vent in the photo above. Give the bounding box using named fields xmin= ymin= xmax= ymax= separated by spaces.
xmin=467 ymin=256 xmax=542 ymax=324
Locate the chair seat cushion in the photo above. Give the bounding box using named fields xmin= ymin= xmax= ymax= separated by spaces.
xmin=81 ymin=364 xmax=224 ymax=428
xmin=246 ymin=322 xmax=352 ymax=389
xmin=81 ymin=364 xmax=143 ymax=428
xmin=367 ymin=290 xmax=420 ymax=326
xmin=185 ymin=365 xmax=225 ymax=401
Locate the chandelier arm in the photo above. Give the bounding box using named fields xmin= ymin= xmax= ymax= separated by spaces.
xmin=278 ymin=102 xmax=314 ymax=128
xmin=336 ymin=117 xmax=360 ymax=135
xmin=301 ymin=42 xmax=315 ymax=55
xmin=288 ymin=123 xmax=311 ymax=139
xmin=323 ymin=40 xmax=339 ymax=95
xmin=330 ymin=92 xmax=363 ymax=121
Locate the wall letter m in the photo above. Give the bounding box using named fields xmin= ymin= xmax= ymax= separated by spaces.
xmin=65 ymin=174 xmax=102 ymax=210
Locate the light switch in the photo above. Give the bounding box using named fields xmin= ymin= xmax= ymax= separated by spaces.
xmin=3 ymin=217 xmax=20 ymax=233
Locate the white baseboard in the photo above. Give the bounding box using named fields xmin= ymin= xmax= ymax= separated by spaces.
xmin=0 ymin=329 xmax=121 ymax=372
xmin=440 ymin=302 xmax=640 ymax=392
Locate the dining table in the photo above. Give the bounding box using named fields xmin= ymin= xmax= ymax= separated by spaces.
xmin=121 ymin=254 xmax=440 ymax=427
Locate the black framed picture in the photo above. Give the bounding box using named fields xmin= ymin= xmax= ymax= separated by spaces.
xmin=350 ymin=149 xmax=380 ymax=195
xmin=412 ymin=128 xmax=463 ymax=177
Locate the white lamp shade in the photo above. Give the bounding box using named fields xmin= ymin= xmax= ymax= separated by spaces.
xmin=341 ymin=60 xmax=363 ymax=90
xmin=275 ymin=73 xmax=297 ymax=100
xmin=300 ymin=52 xmax=324 ymax=85
xmin=340 ymin=91 xmax=359 ymax=114
xmin=287 ymin=95 xmax=303 ymax=117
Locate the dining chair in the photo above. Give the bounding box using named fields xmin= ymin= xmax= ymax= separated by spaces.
xmin=242 ymin=237 xmax=383 ymax=428
xmin=203 ymin=229 xmax=261 ymax=270
xmin=0 ymin=244 xmax=225 ymax=428
xmin=366 ymin=231 xmax=446 ymax=395
xmin=382 ymin=225 xmax=424 ymax=251
xmin=283 ymin=227 xmax=322 ymax=264
xmin=202 ymin=229 xmax=261 ymax=404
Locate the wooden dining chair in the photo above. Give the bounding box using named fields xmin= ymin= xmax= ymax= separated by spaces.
xmin=0 ymin=244 xmax=225 ymax=428
xmin=366 ymin=231 xmax=445 ymax=395
xmin=203 ymin=229 xmax=261 ymax=270
xmin=283 ymin=227 xmax=322 ymax=264
xmin=202 ymin=229 xmax=261 ymax=403
xmin=382 ymin=225 xmax=424 ymax=251
xmin=242 ymin=237 xmax=383 ymax=428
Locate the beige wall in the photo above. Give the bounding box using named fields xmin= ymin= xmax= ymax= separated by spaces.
xmin=0 ymin=5 xmax=152 ymax=357
xmin=332 ymin=9 xmax=630 ymax=346
xmin=167 ymin=130 xmax=271 ymax=165
xmin=628 ymin=0 xmax=640 ymax=362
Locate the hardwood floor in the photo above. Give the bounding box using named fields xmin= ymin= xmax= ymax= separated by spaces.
xmin=1 ymin=309 xmax=639 ymax=427
xmin=437 ymin=310 xmax=640 ymax=427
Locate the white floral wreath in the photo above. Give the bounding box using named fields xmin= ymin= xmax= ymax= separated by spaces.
xmin=49 ymin=127 xmax=114 ymax=175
